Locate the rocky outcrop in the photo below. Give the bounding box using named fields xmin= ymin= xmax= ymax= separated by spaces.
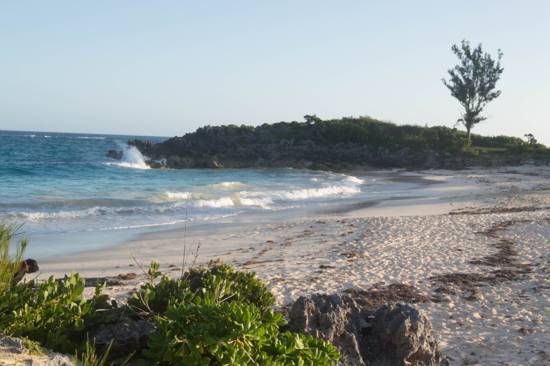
xmin=365 ymin=304 xmax=445 ymax=366
xmin=288 ymin=294 xmax=367 ymax=365
xmin=106 ymin=149 xmax=123 ymax=160
xmin=0 ymin=336 xmax=73 ymax=366
xmin=116 ymin=119 xmax=550 ymax=170
xmin=89 ymin=313 xmax=154 ymax=358
xmin=288 ymin=294 xmax=447 ymax=366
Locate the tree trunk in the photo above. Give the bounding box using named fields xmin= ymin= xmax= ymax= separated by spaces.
xmin=466 ymin=126 xmax=472 ymax=145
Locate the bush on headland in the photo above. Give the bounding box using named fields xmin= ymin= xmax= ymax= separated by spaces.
xmin=0 ymin=225 xmax=340 ymax=365
xmin=123 ymin=116 xmax=550 ymax=170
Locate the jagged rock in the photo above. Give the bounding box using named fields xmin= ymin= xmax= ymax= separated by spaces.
xmin=89 ymin=312 xmax=155 ymax=358
xmin=364 ymin=304 xmax=447 ymax=366
xmin=288 ymin=294 xmax=367 ymax=365
xmin=288 ymin=293 xmax=447 ymax=366
xmin=0 ymin=336 xmax=73 ymax=365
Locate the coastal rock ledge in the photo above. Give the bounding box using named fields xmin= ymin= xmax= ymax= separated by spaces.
xmin=0 ymin=336 xmax=72 ymax=366
xmin=288 ymin=294 xmax=448 ymax=366
xmin=111 ymin=118 xmax=550 ymax=170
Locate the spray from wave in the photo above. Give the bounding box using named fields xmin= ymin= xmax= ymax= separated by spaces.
xmin=106 ymin=144 xmax=150 ymax=170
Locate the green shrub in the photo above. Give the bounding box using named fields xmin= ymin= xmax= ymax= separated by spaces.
xmin=0 ymin=224 xmax=26 ymax=294
xmin=0 ymin=273 xmax=106 ymax=354
xmin=129 ymin=260 xmax=275 ymax=315
xmin=145 ymin=301 xmax=339 ymax=365
xmin=132 ymin=261 xmax=339 ymax=365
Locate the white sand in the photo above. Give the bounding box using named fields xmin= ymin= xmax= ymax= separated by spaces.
xmin=38 ymin=166 xmax=550 ymax=365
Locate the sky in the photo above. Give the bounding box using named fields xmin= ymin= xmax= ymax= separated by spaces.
xmin=1 ymin=1 xmax=549 ymax=143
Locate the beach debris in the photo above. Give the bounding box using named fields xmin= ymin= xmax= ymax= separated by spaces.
xmin=84 ymin=277 xmax=123 ymax=287
xmin=117 ymin=272 xmax=137 ymax=280
xmin=288 ymin=292 xmax=446 ymax=366
xmin=430 ymin=219 xmax=535 ymax=299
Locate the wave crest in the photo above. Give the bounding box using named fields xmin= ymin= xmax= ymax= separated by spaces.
xmin=208 ymin=181 xmax=249 ymax=190
xmin=106 ymin=145 xmax=150 ymax=170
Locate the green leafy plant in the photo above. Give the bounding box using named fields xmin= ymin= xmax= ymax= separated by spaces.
xmin=0 ymin=273 xmax=106 ymax=353
xmin=129 ymin=260 xmax=275 ymax=315
xmin=134 ymin=261 xmax=339 ymax=365
xmin=0 ymin=224 xmax=27 ymax=294
xmin=78 ymin=338 xmax=114 ymax=366
xmin=1 ymin=225 xmax=104 ymax=354
xmin=145 ymin=300 xmax=339 ymax=365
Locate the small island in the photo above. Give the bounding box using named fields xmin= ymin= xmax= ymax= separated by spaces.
xmin=115 ymin=115 xmax=550 ymax=171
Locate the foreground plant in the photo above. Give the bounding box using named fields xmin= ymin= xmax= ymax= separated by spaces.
xmin=0 ymin=224 xmax=26 ymax=293
xmin=129 ymin=260 xmax=275 ymax=315
xmin=132 ymin=261 xmax=340 ymax=365
xmin=0 ymin=224 xmax=110 ymax=356
xmin=1 ymin=226 xmax=339 ymax=365
xmin=0 ymin=273 xmax=108 ymax=354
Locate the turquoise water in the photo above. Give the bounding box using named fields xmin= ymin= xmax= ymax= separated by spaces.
xmin=0 ymin=130 xmax=372 ymax=258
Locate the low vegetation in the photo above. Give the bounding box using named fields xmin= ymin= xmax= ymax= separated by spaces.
xmin=128 ymin=115 xmax=550 ymax=170
xmin=0 ymin=225 xmax=340 ymax=365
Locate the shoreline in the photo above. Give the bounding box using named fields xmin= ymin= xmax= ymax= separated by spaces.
xmin=36 ymin=165 xmax=550 ymax=364
xmin=38 ymin=169 xmax=476 ymax=278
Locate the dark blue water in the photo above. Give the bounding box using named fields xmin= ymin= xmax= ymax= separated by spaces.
xmin=0 ymin=130 xmax=368 ymax=258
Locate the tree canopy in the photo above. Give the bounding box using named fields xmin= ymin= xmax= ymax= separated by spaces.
xmin=443 ymin=40 xmax=504 ymax=142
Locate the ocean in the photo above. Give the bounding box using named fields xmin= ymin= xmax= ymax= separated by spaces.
xmin=0 ymin=130 xmax=395 ymax=259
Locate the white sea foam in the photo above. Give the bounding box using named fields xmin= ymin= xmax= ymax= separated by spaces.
xmin=208 ymin=181 xmax=249 ymax=190
xmin=158 ymin=191 xmax=193 ymax=201
xmin=76 ymin=136 xmax=106 ymax=140
xmin=194 ymin=194 xmax=272 ymax=208
xmin=193 ymin=182 xmax=360 ymax=209
xmin=344 ymin=175 xmax=366 ymax=184
xmin=237 ymin=196 xmax=273 ymax=208
xmin=16 ymin=207 xmax=108 ymax=221
xmin=269 ymin=185 xmax=360 ymax=201
xmin=195 ymin=197 xmax=236 ymax=208
xmin=107 ymin=145 xmax=150 ymax=170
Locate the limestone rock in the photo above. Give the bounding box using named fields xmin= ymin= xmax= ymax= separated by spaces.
xmin=288 ymin=294 xmax=447 ymax=366
xmin=88 ymin=311 xmax=155 ymax=358
xmin=364 ymin=304 xmax=447 ymax=366
xmin=0 ymin=336 xmax=74 ymax=366
xmin=288 ymin=294 xmax=367 ymax=366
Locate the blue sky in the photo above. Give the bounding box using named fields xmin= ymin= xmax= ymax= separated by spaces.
xmin=1 ymin=1 xmax=549 ymax=143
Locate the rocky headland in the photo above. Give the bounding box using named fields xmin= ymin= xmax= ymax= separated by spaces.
xmin=108 ymin=116 xmax=550 ymax=170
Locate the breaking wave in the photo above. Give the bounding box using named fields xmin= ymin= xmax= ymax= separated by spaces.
xmin=208 ymin=181 xmax=250 ymax=190
xmin=106 ymin=145 xmax=150 ymax=170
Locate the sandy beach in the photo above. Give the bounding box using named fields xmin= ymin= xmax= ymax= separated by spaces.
xmin=38 ymin=166 xmax=550 ymax=365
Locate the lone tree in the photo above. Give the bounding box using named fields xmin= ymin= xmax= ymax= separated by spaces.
xmin=443 ymin=40 xmax=503 ymax=143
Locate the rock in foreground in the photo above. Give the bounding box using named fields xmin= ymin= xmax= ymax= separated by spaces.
xmin=0 ymin=336 xmax=73 ymax=366
xmin=288 ymin=294 xmax=448 ymax=366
